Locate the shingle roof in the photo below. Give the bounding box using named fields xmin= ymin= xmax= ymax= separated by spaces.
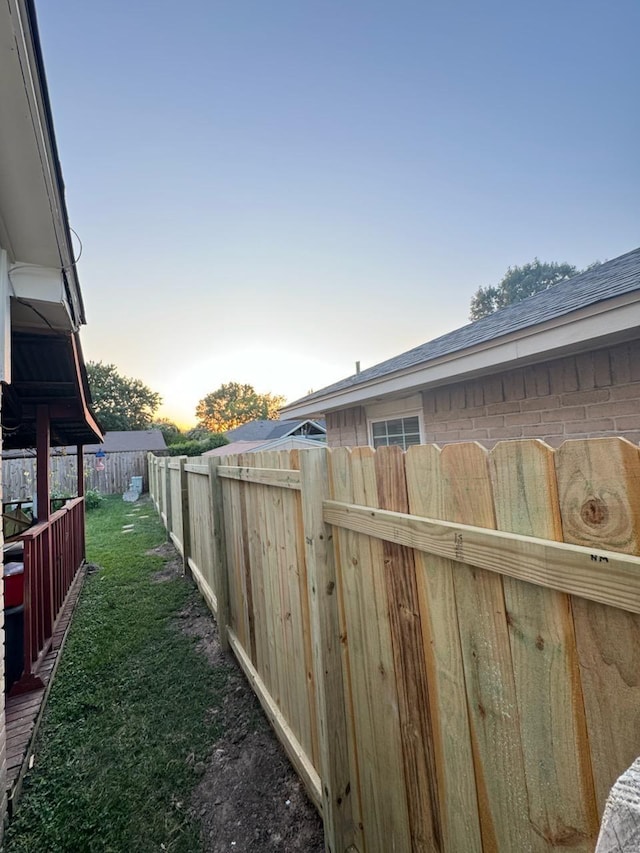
xmin=289 ymin=246 xmax=640 ymax=407
xmin=73 ymin=430 xmax=167 ymax=453
xmin=2 ymin=429 xmax=168 ymax=459
xmin=225 ymin=419 xmax=325 ymax=442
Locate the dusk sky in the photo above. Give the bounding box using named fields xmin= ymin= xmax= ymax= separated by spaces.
xmin=37 ymin=1 xmax=639 ymax=427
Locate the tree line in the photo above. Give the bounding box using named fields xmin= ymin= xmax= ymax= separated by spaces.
xmin=85 ymin=366 xmax=286 ymax=453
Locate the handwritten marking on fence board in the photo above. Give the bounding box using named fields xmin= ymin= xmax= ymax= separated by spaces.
xmin=322 ymin=500 xmax=640 ymax=614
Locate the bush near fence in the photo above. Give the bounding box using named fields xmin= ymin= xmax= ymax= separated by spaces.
xmin=149 ymin=438 xmax=640 ymax=853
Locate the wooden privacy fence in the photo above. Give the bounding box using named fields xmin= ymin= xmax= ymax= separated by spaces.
xmin=3 ymin=450 xmax=153 ymax=500
xmin=148 ymin=438 xmax=640 ymax=853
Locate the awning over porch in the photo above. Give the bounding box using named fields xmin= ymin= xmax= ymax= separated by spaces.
xmin=2 ymin=328 xmax=103 ymax=451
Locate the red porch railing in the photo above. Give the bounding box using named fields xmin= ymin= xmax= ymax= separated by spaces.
xmin=15 ymin=497 xmax=86 ymax=691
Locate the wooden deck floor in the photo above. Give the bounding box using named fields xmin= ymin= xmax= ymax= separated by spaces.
xmin=5 ymin=567 xmax=86 ymax=814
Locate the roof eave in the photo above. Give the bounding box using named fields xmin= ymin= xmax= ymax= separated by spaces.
xmin=282 ymin=292 xmax=640 ymax=419
xmin=24 ymin=0 xmax=85 ymax=326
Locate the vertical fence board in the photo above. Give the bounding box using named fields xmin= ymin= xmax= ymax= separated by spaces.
xmin=244 ymin=454 xmax=266 ymax=679
xmin=209 ymin=457 xmax=230 ymax=649
xmin=490 ymin=439 xmax=598 ymax=850
xmin=277 ymin=451 xmax=314 ymax=765
xmin=179 ymin=457 xmax=191 ymax=574
xmin=259 ymin=459 xmax=279 ymax=696
xmin=330 ymin=445 xmax=410 ymax=853
xmin=237 ymin=453 xmax=257 ymax=663
xmin=269 ymin=451 xmax=296 ymax=738
xmin=169 ymin=461 xmax=184 ymax=555
xmin=258 ymin=452 xmax=286 ymax=712
xmin=163 ymin=457 xmax=172 ymax=536
xmin=223 ymin=455 xmax=249 ymax=646
xmin=187 ymin=467 xmax=215 ymax=592
xmin=243 ymin=466 xmax=269 ymax=677
xmin=300 ymin=447 xmax=357 ymax=853
xmin=405 ymin=443 xmax=483 ymax=853
xmin=374 ymin=445 xmax=442 ymax=852
xmin=291 ymin=450 xmax=320 ymax=771
xmin=440 ymin=441 xmax=533 ymax=852
xmin=555 ymin=437 xmax=640 ymax=816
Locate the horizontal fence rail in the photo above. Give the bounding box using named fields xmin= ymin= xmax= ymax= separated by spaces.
xmin=217 ymin=465 xmax=302 ymax=489
xmin=323 ymin=499 xmax=640 ymax=613
xmin=149 ymin=437 xmax=640 ymax=853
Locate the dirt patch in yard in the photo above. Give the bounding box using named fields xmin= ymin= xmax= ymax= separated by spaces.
xmin=147 ymin=542 xmax=184 ymax=583
xmin=175 ymin=594 xmax=325 ymax=852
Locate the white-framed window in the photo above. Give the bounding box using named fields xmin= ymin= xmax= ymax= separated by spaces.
xmin=368 ymin=412 xmax=424 ymax=450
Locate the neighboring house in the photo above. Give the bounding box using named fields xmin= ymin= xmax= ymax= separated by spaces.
xmin=282 ymin=248 xmax=640 ymax=449
xmin=3 ymin=431 xmax=167 ymax=499
xmin=224 ymin=418 xmax=326 ymax=443
xmin=0 ymin=0 xmax=102 ymax=823
xmin=203 ymin=435 xmax=327 ymax=458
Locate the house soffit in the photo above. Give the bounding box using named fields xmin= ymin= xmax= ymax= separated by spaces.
xmin=0 ymin=0 xmax=83 ymax=327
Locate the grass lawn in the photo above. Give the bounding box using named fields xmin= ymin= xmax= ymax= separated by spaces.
xmin=3 ymin=495 xmax=225 ymax=853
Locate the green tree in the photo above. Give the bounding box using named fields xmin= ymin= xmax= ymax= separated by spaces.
xmin=469 ymin=259 xmax=592 ymax=321
xmin=195 ymin=382 xmax=286 ymax=432
xmin=151 ymin=418 xmax=182 ymax=445
xmin=87 ymin=362 xmax=162 ymax=431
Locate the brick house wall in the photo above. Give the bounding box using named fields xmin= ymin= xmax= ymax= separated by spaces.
xmin=325 ymin=406 xmax=369 ymax=447
xmin=326 ymin=339 xmax=640 ymax=449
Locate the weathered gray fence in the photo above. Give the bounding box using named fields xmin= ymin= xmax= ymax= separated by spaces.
xmin=3 ymin=450 xmax=156 ymax=500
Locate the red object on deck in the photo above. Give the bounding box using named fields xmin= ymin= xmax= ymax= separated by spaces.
xmin=4 ymin=561 xmax=25 ymax=608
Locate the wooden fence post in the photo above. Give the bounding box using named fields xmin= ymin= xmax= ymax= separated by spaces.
xmin=208 ymin=457 xmax=230 ymax=651
xmin=147 ymin=454 xmax=154 ymax=507
xmin=178 ymin=456 xmax=191 ymax=577
xmin=299 ymin=448 xmax=357 ymax=853
xmin=152 ymin=454 xmax=158 ymax=509
xmin=163 ymin=456 xmax=172 ymax=539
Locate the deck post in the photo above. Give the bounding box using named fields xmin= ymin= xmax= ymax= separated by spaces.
xmin=36 ymin=405 xmax=53 ymax=640
xmin=76 ymin=445 xmax=84 ymax=497
xmin=208 ymin=457 xmax=230 ymax=651
xmin=36 ymin=405 xmax=50 ymax=523
xmin=76 ymin=444 xmax=85 ymax=561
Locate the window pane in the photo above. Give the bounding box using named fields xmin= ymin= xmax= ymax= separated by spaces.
xmin=404 ymin=433 xmax=421 ymax=448
xmin=371 ymin=415 xmax=422 ymax=450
